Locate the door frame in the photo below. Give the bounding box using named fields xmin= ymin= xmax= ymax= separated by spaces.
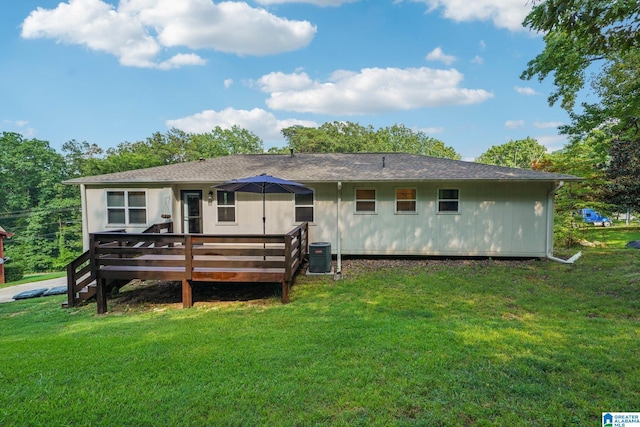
xmin=181 ymin=190 xmax=203 ymax=233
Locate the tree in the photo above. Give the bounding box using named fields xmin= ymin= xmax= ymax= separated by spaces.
xmin=522 ymin=1 xmax=640 ymax=213
xmin=532 ymin=129 xmax=611 ymax=246
xmin=186 ymin=125 xmax=263 ymax=160
xmin=376 ymin=124 xmax=461 ymax=159
xmin=86 ymin=127 xmax=264 ymax=175
xmin=281 ymin=122 xmax=461 ymax=159
xmin=0 ymin=132 xmax=82 ymax=272
xmin=282 ymin=122 xmax=377 ymax=153
xmin=522 ymin=0 xmax=640 ymax=111
xmin=475 ymin=137 xmax=547 ymax=168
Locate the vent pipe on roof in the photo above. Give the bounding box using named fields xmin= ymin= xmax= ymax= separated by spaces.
xmin=290 ymin=148 xmax=294 ymax=158
xmin=382 ymin=156 xmax=386 ymax=168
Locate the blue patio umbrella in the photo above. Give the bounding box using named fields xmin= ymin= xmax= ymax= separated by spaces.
xmin=214 ymin=173 xmax=312 ymax=234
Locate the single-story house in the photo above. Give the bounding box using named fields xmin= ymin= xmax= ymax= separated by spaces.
xmin=64 ymin=152 xmax=581 ymax=265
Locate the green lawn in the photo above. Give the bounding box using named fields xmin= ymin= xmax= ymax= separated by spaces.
xmin=1 ymin=247 xmax=639 ymax=425
xmin=580 ymin=225 xmax=640 ymax=248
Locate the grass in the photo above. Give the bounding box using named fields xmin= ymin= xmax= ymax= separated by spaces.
xmin=579 ymin=225 xmax=640 ymax=248
xmin=0 ymin=271 xmax=65 ymax=289
xmin=1 ymin=246 xmax=639 ymax=425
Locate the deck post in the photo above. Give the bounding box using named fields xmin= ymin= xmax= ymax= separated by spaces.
xmin=182 ymin=279 xmax=193 ymax=308
xmin=282 ymin=281 xmax=290 ymax=304
xmin=96 ymin=277 xmax=107 ymax=314
xmin=66 ymin=260 xmax=76 ymax=308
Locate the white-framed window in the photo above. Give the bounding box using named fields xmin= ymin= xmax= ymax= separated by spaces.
xmin=437 ymin=188 xmax=459 ymax=213
xmin=106 ymin=190 xmax=147 ymax=225
xmin=217 ymin=191 xmax=236 ymax=223
xmin=395 ymin=188 xmax=417 ymax=213
xmin=295 ymin=191 xmax=314 ymax=223
xmin=355 ymin=188 xmax=376 ymax=213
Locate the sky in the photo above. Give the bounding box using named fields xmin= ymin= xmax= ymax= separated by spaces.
xmin=0 ymin=0 xmax=572 ymax=161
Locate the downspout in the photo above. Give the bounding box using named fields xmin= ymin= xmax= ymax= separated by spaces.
xmin=335 ymin=181 xmax=342 ymax=280
xmin=80 ymin=184 xmax=90 ymax=251
xmin=546 ymin=181 xmax=582 ymax=264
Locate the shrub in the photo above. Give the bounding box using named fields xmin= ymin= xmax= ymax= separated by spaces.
xmin=4 ymin=263 xmax=24 ymax=283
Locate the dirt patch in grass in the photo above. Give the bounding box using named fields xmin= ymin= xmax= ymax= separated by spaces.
xmin=109 ymin=280 xmax=281 ymax=312
xmin=105 ymin=257 xmax=540 ymax=312
xmin=338 ymin=256 xmax=538 ymax=277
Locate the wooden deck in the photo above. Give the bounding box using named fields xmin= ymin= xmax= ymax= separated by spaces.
xmin=65 ymin=222 xmax=309 ymax=313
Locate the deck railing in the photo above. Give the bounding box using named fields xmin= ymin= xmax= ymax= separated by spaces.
xmin=65 ymin=222 xmax=308 ymax=311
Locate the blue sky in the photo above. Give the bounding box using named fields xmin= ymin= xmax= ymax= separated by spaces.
xmin=1 ymin=0 xmax=570 ymax=160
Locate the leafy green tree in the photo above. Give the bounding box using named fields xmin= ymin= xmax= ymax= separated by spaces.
xmin=186 ymin=125 xmax=263 ymax=160
xmin=282 ymin=122 xmax=460 ymax=159
xmin=0 ymin=132 xmax=66 ymax=213
xmin=522 ymin=1 xmax=640 ymax=213
xmin=283 ymin=122 xmax=377 ymax=153
xmin=475 ymin=137 xmax=547 ymax=168
xmin=0 ymin=132 xmax=81 ymax=272
xmin=61 ymin=139 xmax=104 ymax=178
xmin=376 ymin=124 xmax=461 ymax=159
xmin=522 ymin=0 xmax=640 ymax=111
xmin=86 ymin=127 xmax=264 ymax=175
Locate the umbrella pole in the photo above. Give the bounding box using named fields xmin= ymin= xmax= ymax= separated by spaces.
xmin=262 ymin=193 xmax=266 ymax=260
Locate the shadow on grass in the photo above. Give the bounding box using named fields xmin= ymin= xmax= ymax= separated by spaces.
xmin=109 ymin=280 xmax=281 ymax=309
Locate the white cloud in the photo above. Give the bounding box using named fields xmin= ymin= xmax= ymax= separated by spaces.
xmin=471 ymin=55 xmax=484 ymax=65
xmin=514 ymin=86 xmax=538 ymax=96
xmin=533 ymin=121 xmax=564 ymax=129
xmin=224 ymin=79 xmax=234 ymax=88
xmin=21 ymin=0 xmax=316 ymax=68
xmin=410 ymin=0 xmax=531 ymax=32
xmin=536 ymin=134 xmax=567 ymax=152
xmin=504 ymin=120 xmax=525 ymax=129
xmin=255 ymin=0 xmax=357 ymax=5
xmin=419 ymin=126 xmax=445 ymax=135
xmin=256 ymin=67 xmax=493 ymax=114
xmin=425 ymin=47 xmax=456 ymax=65
xmin=166 ymin=107 xmax=318 ymax=145
xmin=157 ymin=53 xmax=207 ymax=70
xmin=3 ymin=120 xmax=37 ymax=138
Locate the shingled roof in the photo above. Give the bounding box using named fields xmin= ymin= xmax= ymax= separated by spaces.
xmin=64 ymin=153 xmax=581 ymax=185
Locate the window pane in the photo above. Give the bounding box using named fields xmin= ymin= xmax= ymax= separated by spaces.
xmin=396 ymin=189 xmax=416 ymax=200
xmin=128 ymin=191 xmax=146 ymax=208
xmin=356 ymin=189 xmax=375 ymax=200
xmin=107 ymin=209 xmax=125 ymax=224
xmin=295 ymin=192 xmax=314 ymax=206
xmin=439 ymin=189 xmax=459 ymax=200
xmin=438 ymin=201 xmax=459 ymax=212
xmin=187 ymin=218 xmax=201 ymax=234
xmin=356 ymin=201 xmax=376 ymax=212
xmin=217 ymin=191 xmax=235 ymax=206
xmin=397 ymin=201 xmax=416 ymax=212
xmin=129 ymin=209 xmax=147 ymax=224
xmin=107 ymin=191 xmax=125 ymax=207
xmin=295 ymin=207 xmax=314 ymax=222
xmin=218 ymin=206 xmax=235 ymax=222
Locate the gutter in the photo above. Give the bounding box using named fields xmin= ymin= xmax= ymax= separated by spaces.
xmin=546 ymin=181 xmax=582 ymax=264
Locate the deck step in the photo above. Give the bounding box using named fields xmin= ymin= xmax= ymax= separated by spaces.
xmin=78 ymin=282 xmax=97 ymax=301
